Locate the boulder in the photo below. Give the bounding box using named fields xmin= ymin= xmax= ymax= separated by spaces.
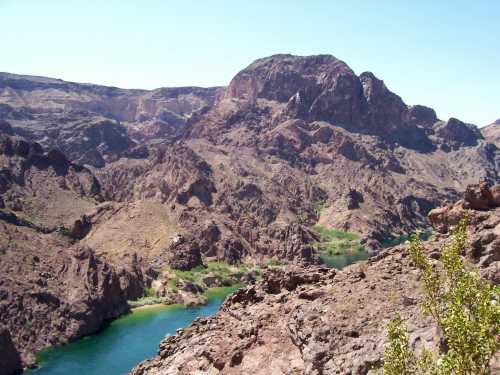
xmin=167 ymin=238 xmax=203 ymax=271
xmin=489 ymin=185 xmax=500 ymax=206
xmin=434 ymin=118 xmax=482 ymax=149
xmin=47 ymin=149 xmax=69 ymax=165
xmin=0 ymin=327 xmax=22 ymax=375
xmin=70 ymin=215 xmax=92 ymax=240
xmin=202 ymin=273 xmax=222 ymax=287
xmin=464 ymin=182 xmax=498 ymax=210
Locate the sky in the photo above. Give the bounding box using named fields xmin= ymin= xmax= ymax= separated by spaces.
xmin=1 ymin=0 xmax=499 ymax=126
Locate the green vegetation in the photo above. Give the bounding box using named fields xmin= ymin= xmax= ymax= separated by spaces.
xmin=129 ymin=261 xmax=255 ymax=308
xmin=380 ymin=229 xmax=433 ymax=248
xmin=264 ymin=258 xmax=288 ymax=267
xmin=143 ymin=287 xmax=156 ymax=298
xmin=204 ymin=284 xmax=244 ymax=300
xmin=382 ymin=214 xmax=499 ymax=374
xmin=170 ymin=260 xmax=255 ymax=288
xmin=314 ymin=201 xmax=330 ymax=216
xmin=56 ymin=225 xmax=72 ymax=237
xmin=128 ymin=286 xmax=169 ymax=308
xmin=128 ymin=296 xmax=167 ymax=308
xmin=312 ymin=224 xmax=364 ymax=256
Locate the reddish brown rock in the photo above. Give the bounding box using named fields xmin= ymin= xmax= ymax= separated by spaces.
xmin=129 ymin=190 xmax=500 ymax=375
xmin=464 ymin=181 xmax=496 ymax=210
xmin=0 ymin=327 xmax=22 ymax=375
xmin=167 ymin=236 xmax=203 ymax=271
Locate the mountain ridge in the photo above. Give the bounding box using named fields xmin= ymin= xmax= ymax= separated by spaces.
xmin=0 ymin=53 xmax=498 ymax=372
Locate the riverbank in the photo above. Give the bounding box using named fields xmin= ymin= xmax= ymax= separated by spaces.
xmin=129 ymin=284 xmax=244 ymax=310
xmin=132 ymin=260 xmax=258 ymax=308
xmin=29 ymin=285 xmax=241 ymax=375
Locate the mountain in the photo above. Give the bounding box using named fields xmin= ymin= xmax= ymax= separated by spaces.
xmin=0 ymin=133 xmax=148 ymax=367
xmin=0 ymin=54 xmax=499 ymax=371
xmin=130 ymin=183 xmax=500 ymax=375
xmin=482 ymin=119 xmax=500 ymax=147
xmin=1 ymin=54 xmax=498 ymax=262
xmin=0 ymin=72 xmax=222 ymax=166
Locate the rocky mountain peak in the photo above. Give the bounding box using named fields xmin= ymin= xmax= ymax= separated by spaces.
xmin=224 ymin=54 xmax=356 ymax=105
xmin=216 ymin=54 xmax=489 ymax=153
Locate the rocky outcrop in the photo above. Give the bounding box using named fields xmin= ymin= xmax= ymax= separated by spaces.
xmin=275 ymin=223 xmax=319 ymax=263
xmin=0 ymin=55 xmax=499 ymax=373
xmin=1 ymin=55 xmax=499 ymax=267
xmin=0 ymin=327 xmax=22 ymax=375
xmin=433 ymin=117 xmax=483 ymax=150
xmin=481 ymin=120 xmax=500 ymax=147
xmin=130 ymin=254 xmax=426 ymax=374
xmin=167 ymin=235 xmax=203 ymax=271
xmin=428 ymin=182 xmax=500 ymax=282
xmin=130 ymin=186 xmax=499 ymax=375
xmin=0 ymin=72 xmax=222 ymax=165
xmin=0 ymin=221 xmax=136 ymax=368
xmin=0 ymin=138 xmax=143 ymax=368
xmin=0 ymin=133 xmax=101 ymax=229
xmin=429 ymin=182 xmax=500 ymax=232
xmin=183 ymin=54 xmax=497 ymax=253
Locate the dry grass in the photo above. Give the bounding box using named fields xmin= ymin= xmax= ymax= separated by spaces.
xmin=83 ymin=200 xmax=179 ymax=262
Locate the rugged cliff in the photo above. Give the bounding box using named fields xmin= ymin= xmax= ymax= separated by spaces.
xmin=0 ymin=72 xmax=222 ymax=166
xmin=482 ymin=120 xmax=500 ymax=148
xmin=130 ymin=183 xmax=499 ymax=375
xmin=89 ymin=54 xmax=498 ymax=267
xmin=1 ymin=54 xmax=499 ymax=373
xmin=0 ymin=134 xmax=145 ymax=369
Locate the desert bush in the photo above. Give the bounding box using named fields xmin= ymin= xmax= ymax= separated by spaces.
xmin=382 ymin=214 xmax=499 ymax=374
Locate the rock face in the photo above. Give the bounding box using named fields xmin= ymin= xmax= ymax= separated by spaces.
xmin=428 ymin=182 xmax=500 ymax=282
xmin=0 ymin=72 xmax=222 ymax=166
xmin=0 ymin=326 xmax=22 ymax=375
xmin=0 ymin=220 xmax=134 ymax=367
xmin=0 ymin=133 xmax=101 ymax=229
xmin=167 ymin=235 xmax=203 ymax=271
xmin=2 ymin=54 xmax=497 ymax=266
xmin=1 ymin=55 xmax=499 ymax=371
xmin=130 ymin=186 xmax=500 ymax=375
xmin=482 ymin=120 xmax=500 ymax=147
xmin=0 ymin=136 xmax=144 ymax=368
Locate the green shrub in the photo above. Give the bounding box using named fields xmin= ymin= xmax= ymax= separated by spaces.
xmin=312 ymin=224 xmax=360 ymax=241
xmin=264 ymin=258 xmax=287 ymax=267
xmin=314 ymin=201 xmax=330 ymax=216
xmin=382 ymin=214 xmax=499 ymax=374
xmin=312 ymin=224 xmax=364 ymax=257
xmin=143 ymin=287 xmax=156 ymax=297
xmin=57 ymin=226 xmax=72 ymax=237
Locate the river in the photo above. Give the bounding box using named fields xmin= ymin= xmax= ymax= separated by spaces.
xmin=30 ymin=251 xmax=368 ymax=375
xmin=29 ymin=287 xmax=238 ymax=375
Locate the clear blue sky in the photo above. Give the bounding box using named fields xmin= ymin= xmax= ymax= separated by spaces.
xmin=1 ymin=0 xmax=498 ymax=126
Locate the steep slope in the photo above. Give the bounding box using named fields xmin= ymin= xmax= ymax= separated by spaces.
xmin=0 ymin=72 xmax=222 ymax=166
xmin=482 ymin=119 xmax=500 ymax=147
xmin=1 ymin=54 xmax=498 ymax=266
xmin=130 ymin=183 xmax=500 ymax=375
xmin=187 ymin=55 xmax=497 ymax=241
xmin=0 ymin=132 xmax=101 ymax=229
xmin=0 ymin=54 xmax=499 ymax=373
xmin=0 ymin=133 xmax=147 ymax=369
xmin=96 ymin=54 xmax=496 ymax=266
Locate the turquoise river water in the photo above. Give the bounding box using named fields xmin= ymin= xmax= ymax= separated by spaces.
xmin=29 ymin=287 xmax=238 ymax=375
xmin=29 ymin=251 xmax=368 ymax=375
